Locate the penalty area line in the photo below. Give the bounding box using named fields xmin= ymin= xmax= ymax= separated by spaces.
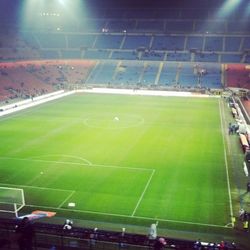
xmin=24 ymin=204 xmax=230 ymax=229
xmin=0 ymin=156 xmax=153 ymax=172
xmin=131 ymin=169 xmax=155 ymax=217
xmin=57 ymin=190 xmax=76 ymax=209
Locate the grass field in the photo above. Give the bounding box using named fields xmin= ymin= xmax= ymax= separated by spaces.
xmin=0 ymin=93 xmax=232 ymax=231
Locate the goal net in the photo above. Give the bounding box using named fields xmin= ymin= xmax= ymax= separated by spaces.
xmin=0 ymin=187 xmax=25 ymax=217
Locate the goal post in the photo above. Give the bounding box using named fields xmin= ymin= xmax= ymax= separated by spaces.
xmin=0 ymin=187 xmax=25 ymax=217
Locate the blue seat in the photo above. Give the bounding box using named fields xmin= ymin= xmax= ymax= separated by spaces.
xmin=35 ymin=33 xmax=66 ymax=49
xmin=152 ymin=36 xmax=185 ymax=51
xmin=94 ymin=35 xmax=124 ymax=49
xmin=186 ymin=36 xmax=204 ymax=51
xmin=224 ymin=37 xmax=241 ymax=52
xmin=204 ymin=37 xmax=223 ymax=51
xmin=67 ymin=34 xmax=96 ymax=49
xmin=122 ymin=35 xmax=151 ymax=49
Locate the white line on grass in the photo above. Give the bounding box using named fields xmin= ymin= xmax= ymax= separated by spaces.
xmin=57 ymin=191 xmax=76 ymax=208
xmin=0 ymin=182 xmax=74 ymax=193
xmin=131 ymin=169 xmax=155 ymax=217
xmin=29 ymin=154 xmax=93 ymax=165
xmin=219 ymin=100 xmax=234 ymax=220
xmin=0 ymin=156 xmax=153 ymax=172
xmin=24 ymin=203 xmax=231 ymax=228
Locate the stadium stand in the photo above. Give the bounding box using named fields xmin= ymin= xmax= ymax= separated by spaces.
xmin=0 ymin=60 xmax=96 ymax=102
xmin=94 ymin=34 xmax=124 ymax=49
xmin=122 ymin=35 xmax=151 ymax=50
xmin=0 ymin=0 xmax=250 ymax=249
xmin=225 ymin=64 xmax=250 ymax=89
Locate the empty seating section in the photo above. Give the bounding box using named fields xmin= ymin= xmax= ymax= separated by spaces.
xmin=246 ymin=55 xmax=250 ymax=63
xmin=0 ymin=32 xmax=27 ymax=48
xmin=107 ymin=20 xmax=136 ymax=32
xmin=204 ymin=37 xmax=223 ymax=51
xmin=178 ymin=63 xmax=197 ymax=87
xmin=181 ymin=9 xmax=209 ymax=19
xmin=35 ymin=33 xmax=66 ymax=48
xmin=227 ymin=21 xmax=250 ymax=33
xmin=243 ymin=37 xmax=250 ymax=50
xmin=195 ymin=21 xmax=226 ymax=33
xmin=1 ymin=30 xmax=249 ymax=63
xmin=186 ymin=36 xmax=204 ymax=51
xmin=178 ymin=74 xmax=197 ymax=87
xmin=194 ymin=53 xmax=219 ymax=62
xmin=167 ymin=52 xmax=191 ymax=62
xmin=113 ymin=61 xmax=143 ymax=84
xmin=83 ymin=50 xmax=110 ymax=59
xmin=94 ymin=35 xmax=123 ymax=49
xmin=67 ymin=34 xmax=96 ymax=49
xmin=136 ymin=20 xmax=165 ymax=32
xmin=122 ymin=35 xmax=151 ymax=49
xmin=40 ymin=50 xmax=59 ymax=59
xmin=158 ymin=63 xmax=178 ymax=85
xmin=224 ymin=37 xmax=241 ymax=52
xmin=61 ymin=50 xmax=82 ymax=59
xmin=141 ymin=51 xmax=165 ymax=61
xmin=152 ymin=36 xmax=185 ymax=50
xmin=0 ymin=48 xmax=40 ymax=60
xmin=19 ymin=32 xmax=40 ymax=49
xmin=111 ymin=51 xmax=138 ymax=60
xmin=165 ymin=21 xmax=193 ymax=32
xmin=221 ymin=54 xmax=242 ymax=63
xmin=78 ymin=19 xmax=107 ymax=32
xmin=225 ymin=64 xmax=250 ymax=89
xmin=140 ymin=63 xmax=159 ymax=85
xmin=86 ymin=61 xmax=117 ymax=84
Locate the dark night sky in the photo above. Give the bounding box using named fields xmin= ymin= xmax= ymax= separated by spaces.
xmin=0 ymin=0 xmax=248 ymax=25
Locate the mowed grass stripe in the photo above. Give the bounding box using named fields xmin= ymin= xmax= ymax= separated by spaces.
xmin=0 ymin=94 xmax=230 ymax=226
xmin=0 ymin=157 xmax=154 ymax=215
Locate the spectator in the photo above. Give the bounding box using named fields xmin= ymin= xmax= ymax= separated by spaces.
xmin=154 ymin=237 xmax=166 ymax=250
xmin=247 ymin=181 xmax=250 ymax=192
xmin=243 ymin=220 xmax=249 ymax=233
xmin=15 ymin=217 xmax=34 ymax=250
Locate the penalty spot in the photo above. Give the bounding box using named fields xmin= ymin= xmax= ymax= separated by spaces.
xmin=114 ymin=116 xmax=119 ymax=121
xmin=68 ymin=202 xmax=75 ymax=208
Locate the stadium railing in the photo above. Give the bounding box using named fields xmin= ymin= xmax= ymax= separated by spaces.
xmin=0 ymin=217 xmax=240 ymax=250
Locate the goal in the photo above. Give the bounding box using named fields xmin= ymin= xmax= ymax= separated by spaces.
xmin=0 ymin=187 xmax=25 ymax=217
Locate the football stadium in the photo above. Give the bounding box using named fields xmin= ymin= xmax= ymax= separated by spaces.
xmin=0 ymin=0 xmax=250 ymax=249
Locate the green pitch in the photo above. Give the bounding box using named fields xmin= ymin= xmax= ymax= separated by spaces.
xmin=0 ymin=93 xmax=231 ymax=230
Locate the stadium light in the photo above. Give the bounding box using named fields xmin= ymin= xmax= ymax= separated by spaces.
xmin=215 ymin=0 xmax=242 ymax=18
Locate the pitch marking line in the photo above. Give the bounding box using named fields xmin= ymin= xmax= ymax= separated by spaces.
xmin=25 ymin=204 xmax=231 ymax=229
xmin=131 ymin=169 xmax=155 ymax=216
xmin=57 ymin=190 xmax=76 ymax=209
xmin=29 ymin=154 xmax=93 ymax=165
xmin=0 ymin=156 xmax=153 ymax=172
xmin=0 ymin=182 xmax=74 ymax=193
xmin=219 ymin=100 xmax=233 ymax=220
